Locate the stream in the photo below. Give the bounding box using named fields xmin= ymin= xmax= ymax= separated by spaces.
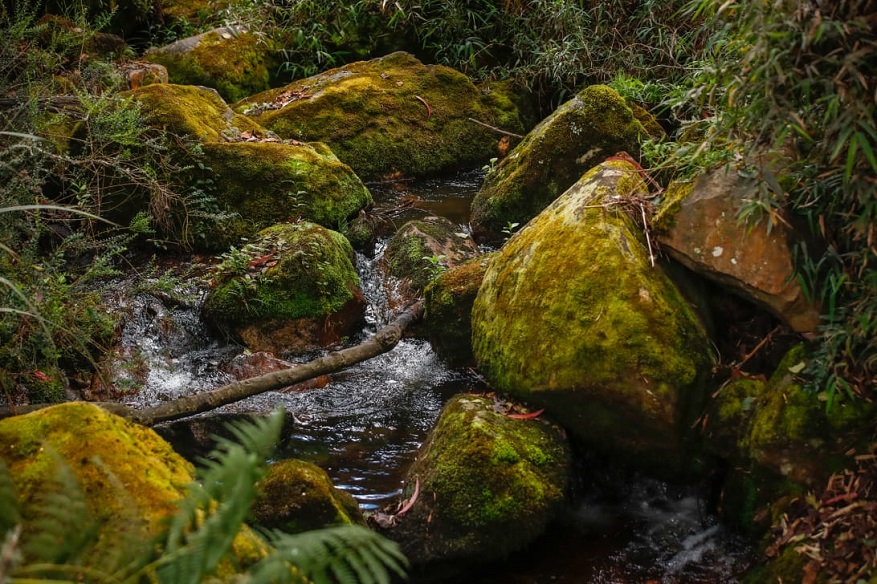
xmin=108 ymin=169 xmax=755 ymax=583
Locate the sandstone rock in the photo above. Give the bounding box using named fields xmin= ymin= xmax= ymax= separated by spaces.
xmin=653 ymin=167 xmax=821 ymax=333
xmin=472 ymin=160 xmax=713 ymax=478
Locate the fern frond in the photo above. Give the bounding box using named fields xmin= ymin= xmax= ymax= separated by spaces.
xmin=145 ymin=410 xmax=284 ymax=584
xmin=254 ymin=525 xmax=409 ymax=584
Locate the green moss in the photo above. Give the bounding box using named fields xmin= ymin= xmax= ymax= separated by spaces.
xmin=252 ymin=459 xmax=363 ymax=534
xmin=235 ymin=52 xmax=524 ymax=180
xmin=472 ymin=160 xmax=712 ymax=478
xmin=201 ymin=141 xmax=372 ymax=242
xmin=651 ymin=179 xmax=694 ymax=232
xmin=203 ymin=222 xmax=360 ymax=325
xmin=145 ymin=31 xmax=277 ymax=103
xmin=424 ymin=254 xmax=495 ymax=367
xmin=403 ymin=394 xmax=570 ymax=561
xmin=471 ymin=84 xmax=648 ymax=237
xmin=743 ymin=545 xmax=823 ymax=584
xmin=123 ymin=83 xmax=264 ymax=143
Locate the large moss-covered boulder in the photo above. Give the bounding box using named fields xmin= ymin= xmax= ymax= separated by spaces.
xmin=470 ymin=84 xmax=648 ymax=240
xmin=382 ymin=216 xmax=480 ymax=300
xmin=235 ymin=51 xmax=525 ymax=180
xmin=0 ymin=403 xmax=268 ymax=570
xmin=144 ymin=26 xmax=279 ymax=103
xmin=472 ymin=160 xmax=713 ymax=478
xmin=424 ymin=253 xmax=495 ymax=367
xmin=202 ymin=221 xmax=365 ymax=354
xmin=252 ymin=459 xmax=364 ymax=534
xmin=124 ymin=84 xmax=372 ymax=245
xmin=704 ymin=345 xmax=874 ymax=532
xmin=387 ymin=393 xmax=571 ymax=566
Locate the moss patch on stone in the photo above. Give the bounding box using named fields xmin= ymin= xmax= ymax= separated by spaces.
xmin=204 ymin=221 xmax=361 ymax=326
xmin=470 ymin=84 xmax=648 ymax=238
xmin=0 ymin=403 xmax=266 ymax=570
xmin=252 ymin=459 xmax=363 ymax=534
xmin=472 ymin=160 xmax=712 ymax=478
xmin=424 ymin=253 xmax=495 ymax=367
xmin=390 ymin=393 xmax=571 ymax=564
xmin=235 ymin=52 xmax=525 ymax=181
xmin=145 ymin=30 xmax=278 ymax=103
xmin=651 ymin=179 xmax=695 ymax=233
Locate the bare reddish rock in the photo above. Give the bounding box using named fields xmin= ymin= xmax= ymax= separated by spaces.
xmin=655 ymin=167 xmax=821 ymax=333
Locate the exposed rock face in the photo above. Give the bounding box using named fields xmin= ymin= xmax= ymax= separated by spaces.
xmin=235 ymin=51 xmax=524 ymax=180
xmin=0 ymin=403 xmax=268 ymax=569
xmin=470 ymin=84 xmax=647 ymax=240
xmin=144 ymin=26 xmax=278 ymax=102
xmin=382 ymin=215 xmax=480 ymax=299
xmin=424 ymin=254 xmax=495 ymax=367
xmin=124 ymin=84 xmax=372 ymax=246
xmin=704 ymin=345 xmax=874 ymax=534
xmin=252 ymin=459 xmax=364 ymax=534
xmin=653 ymin=167 xmax=821 ymax=333
xmin=387 ymin=393 xmax=571 ymax=566
xmin=472 ymin=160 xmax=714 ymax=478
xmin=202 ymin=221 xmax=365 ymax=354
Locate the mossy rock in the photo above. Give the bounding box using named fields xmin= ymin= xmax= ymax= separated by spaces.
xmin=145 ymin=27 xmax=280 ymax=103
xmin=123 ymin=83 xmax=263 ymax=143
xmin=0 ymin=403 xmax=269 ymax=572
xmin=472 ymin=160 xmax=713 ymax=479
xmin=235 ymin=51 xmax=525 ymax=181
xmin=202 ymin=221 xmax=365 ymax=354
xmin=382 ymin=216 xmax=480 ymax=297
xmin=387 ymin=393 xmax=571 ymax=565
xmin=123 ymin=84 xmax=372 ymax=245
xmin=470 ymin=84 xmax=648 ymax=240
xmin=704 ymin=345 xmax=875 ymax=531
xmin=252 ymin=459 xmax=364 ymax=534
xmin=424 ymin=253 xmax=495 ymax=368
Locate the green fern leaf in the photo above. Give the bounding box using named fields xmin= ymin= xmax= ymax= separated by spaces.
xmin=0 ymin=458 xmax=20 ymax=533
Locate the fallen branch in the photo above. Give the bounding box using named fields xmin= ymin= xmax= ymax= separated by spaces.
xmin=0 ymin=302 xmax=424 ymax=425
xmin=467 ymin=117 xmax=524 ymax=139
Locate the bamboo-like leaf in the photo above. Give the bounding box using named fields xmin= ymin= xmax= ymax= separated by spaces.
xmin=0 ymin=459 xmax=20 ymax=533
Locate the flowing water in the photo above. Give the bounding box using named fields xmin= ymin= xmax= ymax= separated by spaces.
xmin=110 ymin=170 xmax=755 ymax=583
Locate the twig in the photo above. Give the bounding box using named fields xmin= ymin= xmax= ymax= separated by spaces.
xmin=414 ymin=95 xmax=432 ymax=120
xmin=640 ymin=203 xmax=656 ymax=267
xmin=396 ymin=478 xmax=420 ymax=516
xmin=738 ymin=325 xmax=780 ymax=368
xmin=467 ymin=117 xmax=524 ymax=139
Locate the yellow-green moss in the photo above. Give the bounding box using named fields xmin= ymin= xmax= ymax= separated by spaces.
xmin=145 ymin=31 xmax=278 ymax=103
xmin=252 ymin=459 xmax=363 ymax=534
xmin=652 ymin=179 xmax=694 ymax=233
xmin=203 ymin=222 xmax=360 ymax=325
xmin=470 ymin=84 xmax=648 ymax=238
xmin=235 ymin=52 xmax=525 ymax=180
xmin=472 ymin=160 xmax=712 ymax=478
xmin=400 ymin=394 xmax=570 ymax=562
xmin=424 ymin=254 xmax=495 ymax=367
xmin=123 ymin=83 xmax=263 ymax=143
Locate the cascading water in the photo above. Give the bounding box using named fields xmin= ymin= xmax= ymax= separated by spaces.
xmin=106 ymin=169 xmax=754 ymax=582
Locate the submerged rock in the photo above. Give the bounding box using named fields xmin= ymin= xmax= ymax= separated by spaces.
xmin=653 ymin=167 xmax=821 ymax=333
xmin=235 ymin=51 xmax=524 ymax=180
xmin=386 ymin=393 xmax=571 ymax=566
xmin=470 ymin=84 xmax=647 ymax=240
xmin=124 ymin=83 xmax=372 ymax=246
xmin=252 ymin=459 xmax=364 ymax=534
xmin=0 ymin=403 xmax=268 ymax=571
xmin=472 ymin=160 xmax=713 ymax=478
xmin=424 ymin=253 xmax=495 ymax=367
xmin=144 ymin=26 xmax=279 ymax=102
xmin=202 ymin=221 xmax=365 ymax=354
xmin=382 ymin=215 xmax=480 ymax=300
